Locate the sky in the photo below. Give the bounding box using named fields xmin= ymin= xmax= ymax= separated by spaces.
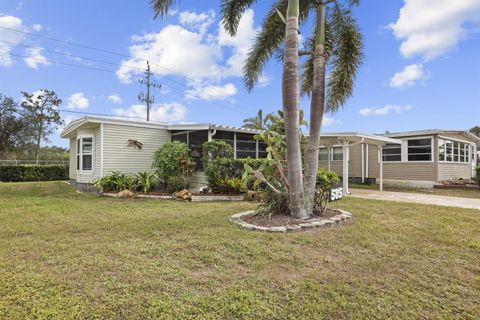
xmin=0 ymin=0 xmax=479 ymax=148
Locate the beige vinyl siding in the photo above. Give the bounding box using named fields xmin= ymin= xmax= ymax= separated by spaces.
xmin=94 ymin=126 xmax=101 ymax=179
xmin=318 ymin=160 xmax=343 ymax=176
xmin=438 ymin=163 xmax=472 ymax=180
xmin=317 ymin=144 xmax=366 ymax=178
xmin=102 ymin=123 xmax=170 ymax=175
xmin=69 ymin=138 xmax=77 ymax=180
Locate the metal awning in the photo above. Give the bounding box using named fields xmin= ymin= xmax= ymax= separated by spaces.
xmin=317 ymin=133 xmax=402 ymax=195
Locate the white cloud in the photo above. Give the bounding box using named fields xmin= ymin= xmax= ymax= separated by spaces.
xmin=112 ymin=102 xmax=186 ymax=123
xmin=32 ymin=23 xmax=42 ymax=31
xmin=67 ymin=92 xmax=89 ymax=109
xmin=323 ymin=116 xmax=334 ymax=126
xmin=107 ymin=94 xmax=122 ymax=104
xmin=359 ymin=104 xmax=413 ymax=116
xmin=116 ymin=24 xmax=222 ymax=83
xmin=0 ymin=15 xmax=26 ymax=66
xmin=185 ymin=83 xmax=237 ymax=101
xmin=24 ymin=47 xmax=51 ymax=69
xmin=179 ymin=10 xmax=215 ymax=35
xmin=116 ymin=9 xmax=259 ymax=100
xmin=217 ymin=9 xmax=259 ymax=77
xmin=389 ymin=0 xmax=480 ymax=60
xmin=257 ymin=74 xmax=271 ymax=88
xmin=389 ymin=64 xmax=429 ymax=88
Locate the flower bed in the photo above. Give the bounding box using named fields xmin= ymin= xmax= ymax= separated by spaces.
xmin=230 ymin=209 xmax=353 ymax=232
xmin=434 ymin=178 xmax=479 ymax=190
xmin=101 ymin=191 xmax=246 ymax=202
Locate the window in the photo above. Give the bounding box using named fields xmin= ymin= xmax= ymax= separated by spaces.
xmin=319 ymin=148 xmax=329 ymax=161
xmin=332 ymin=146 xmax=343 ymax=161
xmin=77 ymin=136 xmax=93 ymax=171
xmin=407 ymin=138 xmax=432 ymax=161
xmin=382 ymin=143 xmax=401 ymax=162
xmin=439 ymin=138 xmax=472 ymax=163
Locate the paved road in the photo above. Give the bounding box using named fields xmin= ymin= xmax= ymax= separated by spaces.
xmin=349 ymin=188 xmax=480 ymax=210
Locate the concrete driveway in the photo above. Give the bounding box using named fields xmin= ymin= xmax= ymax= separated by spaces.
xmin=349 ymin=188 xmax=480 ymax=210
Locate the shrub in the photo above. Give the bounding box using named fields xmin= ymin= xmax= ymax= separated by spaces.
xmin=314 ymin=168 xmax=340 ymax=214
xmin=202 ymin=140 xmax=233 ymax=163
xmin=166 ymin=176 xmax=186 ymax=193
xmin=152 ymin=141 xmax=195 ymax=190
xmin=134 ymin=172 xmax=159 ymax=194
xmin=93 ymin=171 xmax=136 ymax=193
xmin=0 ymin=165 xmax=68 ymax=182
xmin=218 ymin=177 xmax=247 ymax=194
xmin=203 ymin=157 xmax=272 ymax=192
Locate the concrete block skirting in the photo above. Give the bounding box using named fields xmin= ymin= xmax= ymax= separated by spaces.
xmin=230 ymin=209 xmax=353 ymax=232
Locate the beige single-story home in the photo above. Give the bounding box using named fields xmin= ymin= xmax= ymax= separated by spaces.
xmin=61 ymin=116 xmax=479 ymax=193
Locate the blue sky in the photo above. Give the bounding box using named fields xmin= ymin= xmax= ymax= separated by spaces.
xmin=0 ymin=0 xmax=479 ymax=148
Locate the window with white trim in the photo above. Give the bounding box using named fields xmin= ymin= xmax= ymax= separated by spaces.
xmin=382 ymin=143 xmax=401 ymax=162
xmin=439 ymin=138 xmax=471 ymax=163
xmin=319 ymin=147 xmax=329 ymax=160
xmin=77 ymin=136 xmax=93 ymax=171
xmin=407 ymin=138 xmax=432 ymax=161
xmin=332 ymin=146 xmax=343 ymax=161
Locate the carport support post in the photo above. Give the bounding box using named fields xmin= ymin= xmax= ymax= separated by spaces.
xmin=361 ymin=144 xmax=365 ymax=183
xmin=327 ymin=145 xmax=331 ymax=171
xmin=342 ymin=141 xmax=349 ymax=195
xmin=377 ymin=145 xmax=384 ymax=191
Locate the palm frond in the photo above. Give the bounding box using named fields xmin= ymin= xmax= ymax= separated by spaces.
xmin=243 ymin=0 xmax=314 ymax=91
xmin=151 ymin=0 xmax=177 ymax=19
xmin=220 ymin=0 xmax=257 ymax=36
xmin=326 ymin=6 xmax=363 ymax=112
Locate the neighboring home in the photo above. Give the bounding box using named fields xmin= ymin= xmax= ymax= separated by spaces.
xmin=61 ymin=116 xmax=479 ymax=193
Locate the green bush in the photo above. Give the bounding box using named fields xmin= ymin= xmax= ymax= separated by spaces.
xmin=476 ymin=166 xmax=480 ymax=185
xmin=135 ymin=172 xmax=159 ymax=194
xmin=152 ymin=141 xmax=195 ymax=190
xmin=202 ymin=140 xmax=233 ymax=163
xmin=93 ymin=172 xmax=136 ymax=193
xmin=203 ymin=157 xmax=272 ymax=193
xmin=314 ymin=168 xmax=340 ymax=214
xmin=166 ymin=176 xmax=186 ymax=193
xmin=0 ymin=165 xmax=68 ymax=182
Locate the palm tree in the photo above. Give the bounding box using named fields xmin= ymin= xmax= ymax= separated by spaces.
xmin=223 ymin=0 xmax=307 ymax=218
xmin=222 ymin=0 xmax=362 ymax=216
xmin=242 ymin=109 xmax=268 ymax=130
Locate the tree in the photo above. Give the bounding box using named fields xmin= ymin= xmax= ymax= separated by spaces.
xmin=21 ymin=90 xmax=63 ymax=164
xmin=0 ymin=94 xmax=26 ymax=157
xmin=222 ymin=0 xmax=362 ymax=217
xmin=242 ymin=109 xmax=270 ymax=130
xmin=470 ymin=126 xmax=480 ymax=137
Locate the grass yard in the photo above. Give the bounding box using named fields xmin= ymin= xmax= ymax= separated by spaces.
xmin=1 ymin=182 xmax=479 ymax=319
xmin=351 ymin=182 xmax=480 ymax=199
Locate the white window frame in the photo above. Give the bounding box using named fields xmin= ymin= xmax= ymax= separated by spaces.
xmin=438 ymin=135 xmax=474 ymax=164
xmin=318 ymin=147 xmax=330 ymax=161
xmin=331 ymin=145 xmax=344 ymax=161
xmin=381 ymin=136 xmax=434 ymax=163
xmin=76 ymin=134 xmax=94 ymax=172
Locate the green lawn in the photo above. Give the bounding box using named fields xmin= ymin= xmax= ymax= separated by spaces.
xmin=1 ymin=182 xmax=479 ymax=319
xmin=350 ymin=182 xmax=480 ymax=199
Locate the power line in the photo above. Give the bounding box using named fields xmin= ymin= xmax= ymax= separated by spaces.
xmin=0 ymin=25 xmax=263 ymax=110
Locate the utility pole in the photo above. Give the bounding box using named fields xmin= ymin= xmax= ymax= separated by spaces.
xmin=138 ymin=61 xmax=161 ymax=121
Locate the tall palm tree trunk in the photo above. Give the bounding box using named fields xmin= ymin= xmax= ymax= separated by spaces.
xmin=283 ymin=0 xmax=307 ymax=219
xmin=304 ymin=4 xmax=326 ymax=214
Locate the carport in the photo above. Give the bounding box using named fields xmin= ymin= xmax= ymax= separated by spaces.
xmin=318 ymin=133 xmax=402 ymax=195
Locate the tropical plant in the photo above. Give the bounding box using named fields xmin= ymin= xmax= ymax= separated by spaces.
xmin=135 ymin=172 xmax=159 ymax=194
xmin=221 ymin=0 xmax=362 ymax=217
xmin=470 ymin=126 xmax=480 ymax=138
xmin=152 ymin=141 xmax=195 ymax=189
xmin=475 ymin=166 xmax=480 ymax=185
xmin=242 ymin=109 xmax=270 ymax=130
xmin=93 ymin=172 xmax=136 ymax=192
xmin=219 ymin=177 xmax=248 ymax=194
xmin=314 ymin=168 xmax=340 ymax=214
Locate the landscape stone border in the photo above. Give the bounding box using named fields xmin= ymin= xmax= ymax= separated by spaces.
xmin=230 ymin=209 xmax=353 ymax=232
xmin=101 ymin=192 xmax=246 ymax=202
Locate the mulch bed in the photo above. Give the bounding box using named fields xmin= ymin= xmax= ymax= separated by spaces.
xmin=241 ymin=209 xmax=339 ymax=227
